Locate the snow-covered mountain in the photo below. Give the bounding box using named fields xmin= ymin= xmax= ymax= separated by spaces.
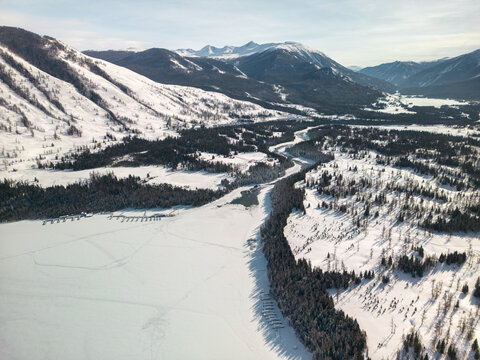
xmin=179 ymin=40 xmax=369 ymax=75
xmin=231 ymin=42 xmax=395 ymax=92
xmin=179 ymin=41 xmax=395 ymax=93
xmin=398 ymin=49 xmax=480 ymax=100
xmin=0 ymin=27 xmax=283 ymax=172
xmin=401 ymin=50 xmax=480 ymax=88
xmin=248 ymin=42 xmax=341 ymax=69
xmin=359 ymin=49 xmax=480 ymax=99
xmin=83 ymin=47 xmax=286 ymax=109
xmin=176 ymin=41 xmax=279 ymax=59
xmin=359 ymin=61 xmax=437 ymax=86
xmin=88 ymin=41 xmax=394 ymax=114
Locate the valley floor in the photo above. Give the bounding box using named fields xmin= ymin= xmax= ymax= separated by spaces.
xmin=2 ymin=165 xmax=231 ymax=190
xmin=2 ymin=123 xmax=479 ymax=359
xmin=0 ymin=184 xmax=311 ymax=360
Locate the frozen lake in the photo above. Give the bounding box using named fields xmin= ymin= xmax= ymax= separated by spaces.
xmin=0 ymin=186 xmax=310 ymax=360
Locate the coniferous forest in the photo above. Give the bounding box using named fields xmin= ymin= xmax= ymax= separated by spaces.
xmin=261 ymin=164 xmax=367 ymax=360
xmin=0 ymin=173 xmax=227 ymax=221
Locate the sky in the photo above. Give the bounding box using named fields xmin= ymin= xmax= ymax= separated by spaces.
xmin=0 ymin=0 xmax=479 ymax=67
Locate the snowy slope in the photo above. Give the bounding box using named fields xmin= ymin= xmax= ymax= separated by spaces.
xmin=360 ymin=49 xmax=480 ymax=100
xmin=359 ymin=61 xmax=438 ymax=86
xmin=284 ymin=142 xmax=480 ymax=359
xmin=0 ymin=30 xmax=284 ymax=173
xmin=401 ymin=49 xmax=480 ymax=88
xmin=228 ymin=42 xmax=395 ymax=94
xmin=176 ymin=41 xmax=280 ymax=59
xmin=178 ymin=41 xmax=337 ymax=65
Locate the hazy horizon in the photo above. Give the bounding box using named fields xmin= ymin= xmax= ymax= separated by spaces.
xmin=1 ymin=0 xmax=479 ymax=67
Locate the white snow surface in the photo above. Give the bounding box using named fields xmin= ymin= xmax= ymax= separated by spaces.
xmin=0 ymin=185 xmax=311 ymax=360
xmin=364 ymin=94 xmax=415 ymax=114
xmin=365 ymin=93 xmax=471 ymax=115
xmin=2 ymin=166 xmax=231 ymax=189
xmin=284 ymin=146 xmax=480 ymax=359
xmin=356 ymin=123 xmax=480 ymax=137
xmin=400 ymin=95 xmax=469 ymax=108
xmin=196 ymin=151 xmax=276 ymax=173
xmin=176 ymin=41 xmax=334 ymax=67
xmin=0 ymin=128 xmax=315 ymax=360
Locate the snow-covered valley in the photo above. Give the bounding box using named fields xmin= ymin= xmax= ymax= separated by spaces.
xmin=3 ymin=116 xmax=480 ymax=359
xmin=0 ymin=128 xmax=314 ymax=360
xmin=2 ymin=25 xmax=480 ymax=360
xmin=0 ymin=182 xmax=314 ymax=360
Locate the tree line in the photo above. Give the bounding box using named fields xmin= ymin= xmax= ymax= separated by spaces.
xmin=0 ymin=173 xmax=226 ymax=221
xmin=261 ymin=163 xmax=368 ymax=359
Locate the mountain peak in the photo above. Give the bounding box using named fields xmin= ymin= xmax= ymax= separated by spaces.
xmin=268 ymin=41 xmax=327 ymax=57
xmin=243 ymin=41 xmax=258 ymax=47
xmin=175 ymin=41 xmax=327 ymax=60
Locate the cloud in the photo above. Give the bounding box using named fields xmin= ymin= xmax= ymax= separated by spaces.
xmin=0 ymin=9 xmax=154 ymax=51
xmin=0 ymin=0 xmax=479 ymax=65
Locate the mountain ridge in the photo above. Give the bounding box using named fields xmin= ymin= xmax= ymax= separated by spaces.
xmin=176 ymin=41 xmax=300 ymax=59
xmin=86 ymin=41 xmax=394 ymax=113
xmin=0 ymin=26 xmax=283 ymax=171
xmin=358 ymin=49 xmax=480 ymax=99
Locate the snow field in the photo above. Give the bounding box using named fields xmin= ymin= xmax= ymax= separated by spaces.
xmin=0 ymin=185 xmax=311 ymax=360
xmin=354 ymin=123 xmax=480 ymax=138
xmin=364 ymin=94 xmax=416 ymax=114
xmin=364 ymin=93 xmax=472 ymax=115
xmin=195 ymin=151 xmax=276 ymax=173
xmin=2 ymin=165 xmax=232 ymax=189
xmin=401 ymin=96 xmax=469 ymax=108
xmin=284 ymin=146 xmax=480 ymax=359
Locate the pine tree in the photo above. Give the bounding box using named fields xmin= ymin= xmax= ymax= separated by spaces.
xmin=474 ymin=277 xmax=480 ymax=298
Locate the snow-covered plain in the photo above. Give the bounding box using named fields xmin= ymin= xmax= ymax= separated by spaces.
xmin=364 ymin=94 xmax=415 ymax=114
xmin=355 ymin=123 xmax=480 ymax=137
xmin=196 ymin=151 xmax=276 ymax=173
xmin=284 ymin=145 xmax=480 ymax=359
xmin=2 ymin=166 xmax=231 ymax=189
xmin=0 ymin=185 xmax=311 ymax=360
xmin=364 ymin=93 xmax=472 ymax=115
xmin=401 ymin=95 xmax=469 ymax=108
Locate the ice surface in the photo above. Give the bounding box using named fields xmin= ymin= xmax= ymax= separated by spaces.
xmin=0 ymin=186 xmax=311 ymax=360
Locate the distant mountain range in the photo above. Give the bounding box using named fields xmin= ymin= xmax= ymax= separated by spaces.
xmin=359 ymin=61 xmax=440 ymax=86
xmin=87 ymin=41 xmax=480 ymax=104
xmin=86 ymin=41 xmax=396 ymax=114
xmin=1 ymin=24 xmax=478 ymax=150
xmin=176 ymin=41 xmax=279 ymax=59
xmin=358 ymin=50 xmax=480 ymax=100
